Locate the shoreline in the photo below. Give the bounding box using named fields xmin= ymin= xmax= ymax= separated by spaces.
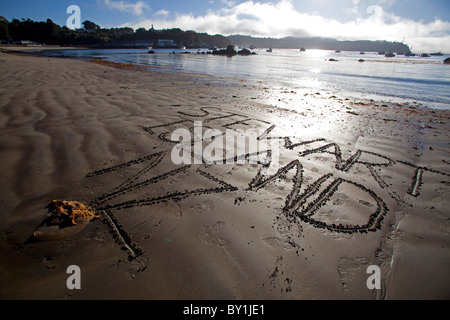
xmin=0 ymin=45 xmax=91 ymax=51
xmin=4 ymin=46 xmax=449 ymax=110
xmin=0 ymin=51 xmax=449 ymax=300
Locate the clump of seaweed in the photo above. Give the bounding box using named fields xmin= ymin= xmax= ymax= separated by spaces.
xmin=46 ymin=200 xmax=99 ymax=227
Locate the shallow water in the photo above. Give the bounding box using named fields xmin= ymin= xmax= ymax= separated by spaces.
xmin=38 ymin=48 xmax=450 ymax=110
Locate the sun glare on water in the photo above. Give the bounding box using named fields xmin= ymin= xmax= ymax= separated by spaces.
xmin=305 ymin=49 xmax=329 ymax=58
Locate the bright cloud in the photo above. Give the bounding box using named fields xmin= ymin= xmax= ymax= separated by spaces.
xmin=122 ymin=0 xmax=450 ymax=52
xmin=103 ymin=0 xmax=150 ymax=16
xmin=154 ymin=9 xmax=170 ymax=17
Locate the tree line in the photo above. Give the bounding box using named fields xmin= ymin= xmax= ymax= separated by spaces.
xmin=229 ymin=35 xmax=411 ymax=53
xmin=0 ymin=17 xmax=230 ymax=48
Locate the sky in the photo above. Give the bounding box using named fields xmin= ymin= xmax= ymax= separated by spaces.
xmin=1 ymin=0 xmax=450 ymax=52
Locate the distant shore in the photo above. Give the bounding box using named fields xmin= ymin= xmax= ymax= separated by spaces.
xmin=0 ymin=50 xmax=449 ymax=300
xmin=0 ymin=45 xmax=90 ymax=51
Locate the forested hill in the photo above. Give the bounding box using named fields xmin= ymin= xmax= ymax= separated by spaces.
xmin=0 ymin=17 xmax=410 ymax=52
xmin=0 ymin=18 xmax=230 ymax=48
xmin=228 ymin=35 xmax=411 ymax=53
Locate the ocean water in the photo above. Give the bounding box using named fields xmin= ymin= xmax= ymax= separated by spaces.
xmin=38 ymin=48 xmax=450 ymax=110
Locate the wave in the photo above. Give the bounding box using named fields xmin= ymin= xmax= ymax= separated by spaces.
xmin=326 ymin=71 xmax=450 ymax=87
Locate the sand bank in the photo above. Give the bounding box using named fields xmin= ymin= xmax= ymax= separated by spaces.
xmin=0 ymin=50 xmax=449 ymax=300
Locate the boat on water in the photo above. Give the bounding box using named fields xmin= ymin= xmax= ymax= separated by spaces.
xmin=335 ymin=50 xmax=341 ymax=53
xmin=421 ymin=53 xmax=431 ymax=57
xmin=360 ymin=52 xmax=365 ymax=55
xmin=430 ymin=52 xmax=443 ymax=56
xmin=385 ymin=52 xmax=395 ymax=57
xmin=266 ymin=48 xmax=272 ymax=52
xmin=300 ymin=47 xmax=305 ymax=52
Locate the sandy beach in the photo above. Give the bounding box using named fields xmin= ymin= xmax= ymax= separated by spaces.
xmin=0 ymin=49 xmax=449 ymax=300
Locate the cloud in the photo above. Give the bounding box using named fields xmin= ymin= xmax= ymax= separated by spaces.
xmin=221 ymin=0 xmax=236 ymax=7
xmin=154 ymin=9 xmax=170 ymax=17
xmin=103 ymin=0 xmax=149 ymax=16
xmin=377 ymin=0 xmax=396 ymax=8
xmin=122 ymin=0 xmax=450 ymax=52
xmin=343 ymin=0 xmax=361 ymax=15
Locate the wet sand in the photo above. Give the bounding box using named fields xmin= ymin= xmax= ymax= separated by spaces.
xmin=0 ymin=50 xmax=449 ymax=300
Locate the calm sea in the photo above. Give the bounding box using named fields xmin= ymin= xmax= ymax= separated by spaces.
xmin=37 ymin=48 xmax=450 ymax=110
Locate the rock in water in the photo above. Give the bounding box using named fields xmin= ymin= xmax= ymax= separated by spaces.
xmin=212 ymin=45 xmax=237 ymax=56
xmin=237 ymin=48 xmax=252 ymax=56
